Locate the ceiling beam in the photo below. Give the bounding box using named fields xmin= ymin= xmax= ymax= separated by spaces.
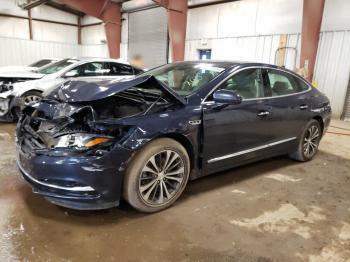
xmin=21 ymin=0 xmax=49 ymax=10
xmin=45 ymin=1 xmax=85 ymax=17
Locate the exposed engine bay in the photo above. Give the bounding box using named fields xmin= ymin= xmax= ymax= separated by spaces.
xmin=17 ymin=85 xmax=179 ymax=153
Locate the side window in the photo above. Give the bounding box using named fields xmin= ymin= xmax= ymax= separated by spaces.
xmin=66 ymin=62 xmax=107 ymax=78
xmin=219 ymin=68 xmax=265 ymax=100
xmin=108 ymin=63 xmax=134 ymax=76
xmin=295 ymin=77 xmax=310 ymax=91
xmin=81 ymin=62 xmax=106 ymax=76
xmin=267 ymin=69 xmax=301 ymax=96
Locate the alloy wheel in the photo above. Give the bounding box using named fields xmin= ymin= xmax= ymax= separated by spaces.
xmin=138 ymin=150 xmax=185 ymax=206
xmin=303 ymin=125 xmax=320 ymax=158
xmin=23 ymin=95 xmax=41 ymax=106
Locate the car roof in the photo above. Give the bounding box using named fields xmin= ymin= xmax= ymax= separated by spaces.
xmin=172 ymin=60 xmax=287 ymax=71
xmin=70 ymin=57 xmax=130 ymax=64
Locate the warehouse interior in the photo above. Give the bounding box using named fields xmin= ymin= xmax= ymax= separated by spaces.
xmin=0 ymin=0 xmax=349 ymax=261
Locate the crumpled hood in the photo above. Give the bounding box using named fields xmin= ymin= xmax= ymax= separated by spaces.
xmin=47 ymin=75 xmax=186 ymax=105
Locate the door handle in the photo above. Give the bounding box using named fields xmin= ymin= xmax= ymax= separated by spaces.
xmin=257 ymin=111 xmax=270 ymax=117
xmin=299 ymin=104 xmax=309 ymax=110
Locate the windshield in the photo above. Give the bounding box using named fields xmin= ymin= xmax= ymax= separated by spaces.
xmin=142 ymin=63 xmax=227 ymax=96
xmin=37 ymin=59 xmax=78 ymax=74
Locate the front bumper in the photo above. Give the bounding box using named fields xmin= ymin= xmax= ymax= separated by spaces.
xmin=17 ymin=144 xmax=133 ymax=210
xmin=0 ymin=95 xmax=21 ymax=122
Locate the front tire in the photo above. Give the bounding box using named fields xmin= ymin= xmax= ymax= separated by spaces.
xmin=289 ymin=119 xmax=322 ymax=162
xmin=22 ymin=91 xmax=43 ymax=107
xmin=123 ymin=138 xmax=190 ymax=213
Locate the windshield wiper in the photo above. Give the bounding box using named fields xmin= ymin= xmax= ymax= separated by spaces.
xmin=143 ymin=95 xmax=167 ymax=115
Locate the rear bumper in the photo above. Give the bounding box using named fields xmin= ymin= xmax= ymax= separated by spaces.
xmin=17 ymin=144 xmax=133 ymax=210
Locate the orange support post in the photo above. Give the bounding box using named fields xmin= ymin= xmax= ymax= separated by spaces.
xmin=300 ymin=0 xmax=325 ymax=81
xmin=61 ymin=0 xmax=121 ymax=59
xmin=153 ymin=0 xmax=188 ymax=62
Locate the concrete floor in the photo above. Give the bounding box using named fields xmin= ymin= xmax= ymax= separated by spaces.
xmin=0 ymin=121 xmax=349 ymax=262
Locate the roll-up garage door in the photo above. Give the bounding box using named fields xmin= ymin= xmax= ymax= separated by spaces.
xmin=128 ymin=7 xmax=168 ymax=69
xmin=342 ymin=79 xmax=350 ymax=121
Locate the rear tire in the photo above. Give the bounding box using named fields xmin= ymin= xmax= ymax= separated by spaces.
xmin=289 ymin=119 xmax=322 ymax=162
xmin=123 ymin=138 xmax=190 ymax=213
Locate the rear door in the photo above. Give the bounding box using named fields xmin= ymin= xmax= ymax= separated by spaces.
xmin=106 ymin=62 xmax=136 ymax=80
xmin=202 ymin=68 xmax=275 ymax=174
xmin=263 ymin=68 xmax=312 ymax=145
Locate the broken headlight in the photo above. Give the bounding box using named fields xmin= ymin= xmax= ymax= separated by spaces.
xmin=54 ymin=133 xmax=114 ymax=150
xmin=0 ymin=82 xmax=14 ymax=93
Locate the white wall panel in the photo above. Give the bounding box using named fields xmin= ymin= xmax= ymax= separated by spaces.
xmin=81 ymin=24 xmax=106 ymax=45
xmin=187 ymin=0 xmax=303 ymax=40
xmin=0 ymin=36 xmax=80 ymax=66
xmin=314 ymin=31 xmax=350 ymax=118
xmin=0 ymin=17 xmax=29 ymax=39
xmin=31 ymin=5 xmax=77 ymax=24
xmin=321 ymin=0 xmax=350 ymax=32
xmin=0 ymin=0 xmax=28 ymax=16
xmin=81 ymin=44 xmax=108 ymax=58
xmin=217 ymin=1 xmax=258 ymax=37
xmin=32 ymin=21 xmax=77 ymax=44
xmin=187 ymin=5 xmax=220 ymax=39
xmin=255 ymin=0 xmax=303 ymax=35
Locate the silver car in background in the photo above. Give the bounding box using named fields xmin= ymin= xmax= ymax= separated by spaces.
xmin=0 ymin=57 xmax=143 ymax=121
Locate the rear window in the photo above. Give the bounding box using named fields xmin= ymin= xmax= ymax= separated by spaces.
xmin=29 ymin=59 xmax=53 ymax=68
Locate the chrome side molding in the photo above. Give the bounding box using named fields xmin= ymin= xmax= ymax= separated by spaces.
xmin=207 ymin=137 xmax=297 ymax=163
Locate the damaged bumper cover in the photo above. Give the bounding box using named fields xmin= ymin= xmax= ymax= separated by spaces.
xmin=17 ymin=143 xmax=132 ymax=210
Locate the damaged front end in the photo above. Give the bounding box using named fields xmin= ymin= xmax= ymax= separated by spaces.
xmin=16 ymin=76 xmax=183 ymax=209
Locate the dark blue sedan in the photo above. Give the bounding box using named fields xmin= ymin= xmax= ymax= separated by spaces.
xmin=16 ymin=61 xmax=331 ymax=212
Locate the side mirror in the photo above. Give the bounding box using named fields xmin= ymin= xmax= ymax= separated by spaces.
xmin=213 ymin=89 xmax=242 ymax=105
xmin=64 ymin=70 xmax=78 ymax=78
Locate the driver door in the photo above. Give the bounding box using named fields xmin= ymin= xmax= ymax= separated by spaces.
xmin=202 ymin=68 xmax=274 ymax=175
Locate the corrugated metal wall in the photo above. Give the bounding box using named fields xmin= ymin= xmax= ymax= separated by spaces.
xmin=0 ymin=37 xmax=112 ymax=67
xmin=0 ymin=37 xmax=81 ymax=66
xmin=314 ymin=31 xmax=350 ymax=118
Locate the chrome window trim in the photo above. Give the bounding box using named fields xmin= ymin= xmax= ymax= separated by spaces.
xmin=201 ymin=66 xmax=312 ymax=104
xmin=207 ymin=137 xmax=297 ymax=164
xmin=17 ymin=161 xmax=95 ymax=192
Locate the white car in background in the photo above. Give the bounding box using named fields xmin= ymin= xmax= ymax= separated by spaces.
xmin=0 ymin=57 xmax=143 ymax=121
xmin=0 ymin=58 xmax=60 ymax=73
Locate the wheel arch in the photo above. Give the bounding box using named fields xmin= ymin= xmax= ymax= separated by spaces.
xmin=21 ymin=89 xmax=43 ymax=97
xmin=158 ymin=133 xmax=196 ymax=171
xmin=312 ymin=115 xmax=324 ymax=133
